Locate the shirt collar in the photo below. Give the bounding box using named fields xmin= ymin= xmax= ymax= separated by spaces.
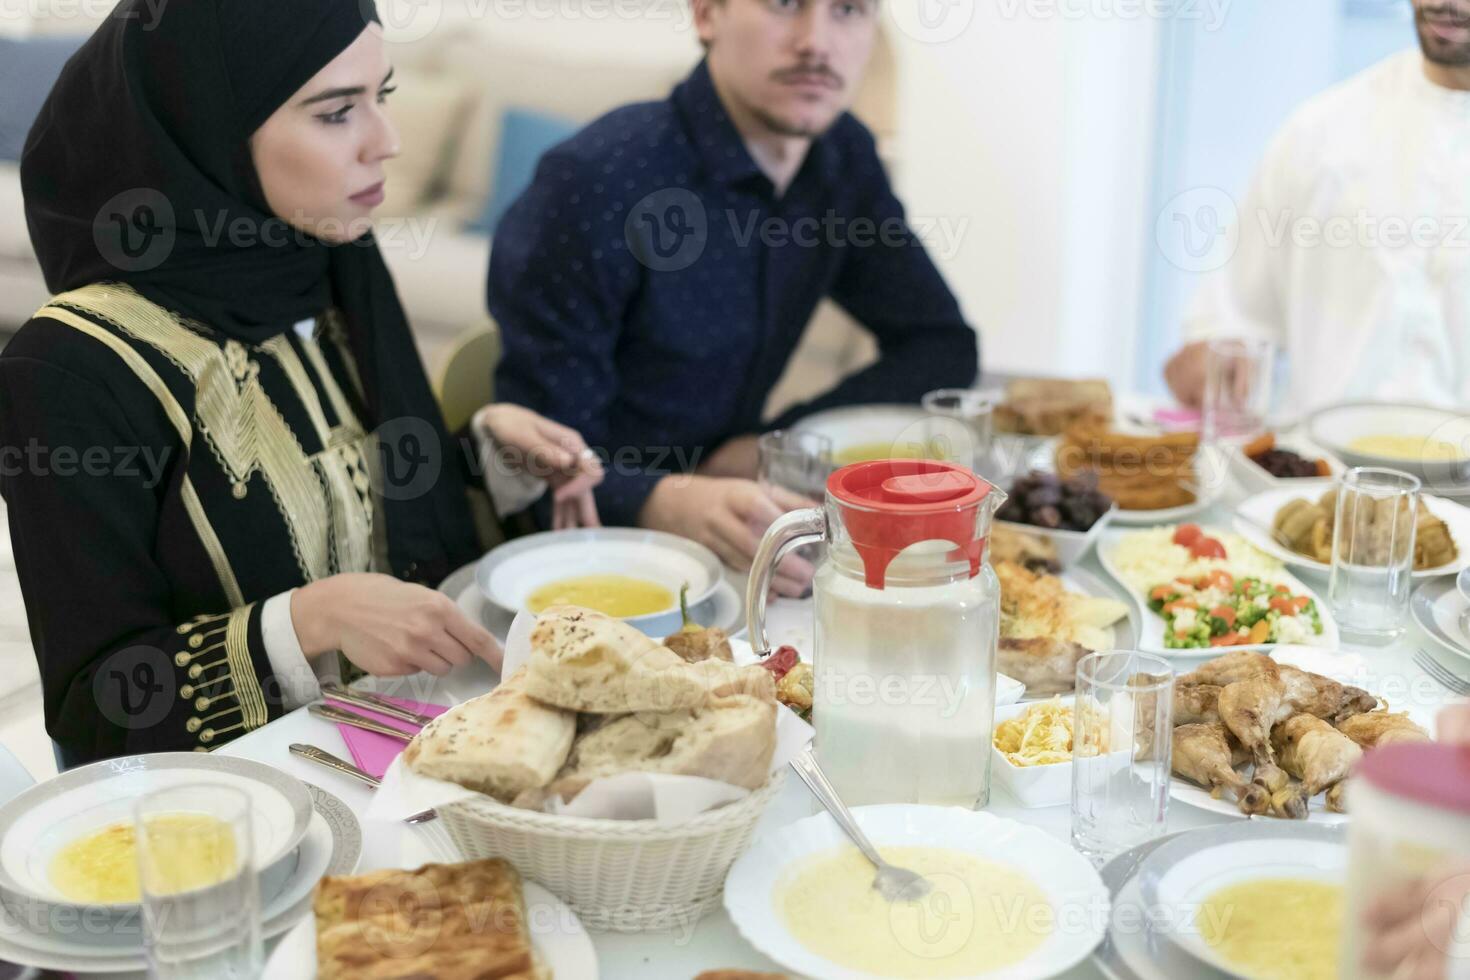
xmin=673 ymin=59 xmax=846 ymax=195
xmin=673 ymin=60 xmax=766 ymax=188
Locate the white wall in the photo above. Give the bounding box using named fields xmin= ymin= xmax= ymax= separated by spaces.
xmin=888 ymin=7 xmax=1161 ymax=388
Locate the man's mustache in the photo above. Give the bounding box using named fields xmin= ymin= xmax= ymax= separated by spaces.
xmin=1419 ymin=4 xmax=1470 ymax=23
xmin=770 ymin=64 xmax=845 ymax=90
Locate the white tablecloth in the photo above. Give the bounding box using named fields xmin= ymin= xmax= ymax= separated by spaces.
xmin=209 ymin=487 xmax=1468 ymax=977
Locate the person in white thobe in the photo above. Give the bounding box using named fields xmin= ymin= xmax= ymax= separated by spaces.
xmin=1165 ymin=0 xmax=1470 ymax=417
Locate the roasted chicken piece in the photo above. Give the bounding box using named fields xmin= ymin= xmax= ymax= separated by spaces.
xmin=1335 ymin=711 xmax=1430 ymax=749
xmin=1178 ymin=651 xmax=1280 ymax=688
xmin=1174 ymin=683 xmax=1222 ymax=725
xmin=1272 ymin=713 xmax=1362 ymax=811
xmin=997 ymin=637 xmax=1091 ymax=697
xmin=1218 ymin=672 xmax=1293 ymax=766
xmin=1249 ymin=762 xmax=1308 ymax=820
xmin=1277 ymin=666 xmax=1378 ymax=723
xmin=1172 ymin=723 xmax=1268 ymax=815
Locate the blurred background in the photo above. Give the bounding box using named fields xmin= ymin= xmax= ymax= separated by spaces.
xmin=0 ymin=0 xmax=1424 ymax=778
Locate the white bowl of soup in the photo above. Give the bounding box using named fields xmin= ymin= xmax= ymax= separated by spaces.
xmin=1309 ymin=401 xmax=1470 ymax=491
xmin=475 ymin=528 xmax=724 ymax=636
xmin=0 ymin=754 xmax=312 ymax=939
xmin=1139 ymin=821 xmax=1347 ymax=980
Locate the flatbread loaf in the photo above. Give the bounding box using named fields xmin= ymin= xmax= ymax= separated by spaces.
xmin=403 ymin=666 xmax=574 ymax=803
xmin=526 ymin=606 xmax=773 ymax=713
xmin=540 ymin=694 xmax=777 ymax=802
xmin=314 ymin=858 xmax=545 ymax=979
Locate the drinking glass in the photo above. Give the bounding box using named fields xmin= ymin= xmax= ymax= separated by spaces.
xmin=921 ymin=388 xmax=995 ymax=474
xmin=757 ymin=430 xmax=833 ymax=502
xmin=135 ymin=784 xmax=262 ymax=979
xmin=1328 ymin=467 xmax=1420 ymax=643
xmin=1200 ymin=337 xmax=1274 ymax=445
xmin=1071 ymin=652 xmax=1174 ymax=867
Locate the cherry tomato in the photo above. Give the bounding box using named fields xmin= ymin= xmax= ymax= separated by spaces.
xmin=1190 ymin=537 xmax=1227 ymax=561
xmin=1172 ymin=524 xmax=1203 ymax=547
xmin=1269 ymin=596 xmax=1295 ymax=614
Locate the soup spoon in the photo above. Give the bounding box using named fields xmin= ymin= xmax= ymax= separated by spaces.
xmin=789 ymin=748 xmax=933 ymax=903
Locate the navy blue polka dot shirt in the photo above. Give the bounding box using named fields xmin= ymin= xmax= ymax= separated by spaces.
xmin=488 ymin=59 xmax=979 ymax=527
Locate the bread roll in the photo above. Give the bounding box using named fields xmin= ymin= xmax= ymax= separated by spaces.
xmin=402 ymin=666 xmax=575 ymax=802
xmin=526 ymin=606 xmax=773 ymax=713
xmin=543 ymin=694 xmax=777 ymax=801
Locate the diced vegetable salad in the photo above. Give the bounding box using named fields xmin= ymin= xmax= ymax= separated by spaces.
xmin=1147 ymin=572 xmax=1322 ymax=649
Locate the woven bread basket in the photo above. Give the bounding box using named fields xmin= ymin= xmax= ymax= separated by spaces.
xmin=438 ymin=771 xmax=786 ymax=932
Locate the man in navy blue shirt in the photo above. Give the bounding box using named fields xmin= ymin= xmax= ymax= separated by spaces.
xmin=489 ymin=0 xmax=978 ymax=592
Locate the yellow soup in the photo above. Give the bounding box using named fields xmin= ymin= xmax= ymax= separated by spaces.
xmin=49 ymin=813 xmax=238 ymax=904
xmin=526 ymin=574 xmax=675 ymax=618
xmin=1349 ymin=435 xmax=1466 ymax=462
xmin=1197 ymin=877 xmax=1342 ymax=980
xmin=834 ymin=440 xmax=944 ymax=466
xmin=776 ymin=845 xmax=1051 ymax=978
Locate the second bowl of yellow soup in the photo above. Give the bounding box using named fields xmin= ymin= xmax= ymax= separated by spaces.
xmin=1139 ymin=820 xmax=1347 ymax=980
xmin=476 ymin=528 xmax=725 ymax=636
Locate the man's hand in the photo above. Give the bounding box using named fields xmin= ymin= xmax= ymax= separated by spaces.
xmin=292 ymin=573 xmax=503 ymax=676
xmin=1439 ymin=702 xmax=1470 ymax=744
xmin=697 ymin=434 xmax=761 ymax=480
xmin=640 ymin=475 xmax=815 ymax=596
xmin=1164 ymin=341 xmax=1210 ymax=409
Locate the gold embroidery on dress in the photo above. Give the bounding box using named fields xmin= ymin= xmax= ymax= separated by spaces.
xmin=45 ymin=284 xmax=374 ymax=583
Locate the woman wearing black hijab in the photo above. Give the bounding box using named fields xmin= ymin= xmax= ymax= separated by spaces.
xmin=1 ymin=0 xmax=599 ymax=765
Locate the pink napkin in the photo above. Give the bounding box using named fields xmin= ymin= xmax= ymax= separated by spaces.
xmin=331 ymin=695 xmax=449 ymax=779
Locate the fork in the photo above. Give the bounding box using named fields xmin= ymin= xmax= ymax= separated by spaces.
xmin=289 ymin=743 xmax=437 ymax=825
xmin=788 ymin=748 xmax=932 ymax=903
xmin=1414 ymin=648 xmax=1470 ymax=697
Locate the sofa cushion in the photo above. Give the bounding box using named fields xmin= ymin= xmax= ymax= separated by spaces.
xmin=377 ymin=68 xmax=475 ymax=219
xmin=0 ymin=35 xmax=84 ymax=160
xmin=439 ymin=33 xmax=691 ymax=208
xmin=465 ymin=107 xmax=577 ymax=235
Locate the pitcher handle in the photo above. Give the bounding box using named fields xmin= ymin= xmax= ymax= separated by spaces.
xmin=745 ymin=507 xmax=826 ymax=657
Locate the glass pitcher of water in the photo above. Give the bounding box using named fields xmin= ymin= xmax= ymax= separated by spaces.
xmin=747 ymin=460 xmax=1006 ymax=808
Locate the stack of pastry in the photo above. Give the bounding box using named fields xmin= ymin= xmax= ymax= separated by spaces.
xmin=994 ymin=378 xmax=1113 ymax=436
xmin=1054 ymin=420 xmax=1199 ymax=512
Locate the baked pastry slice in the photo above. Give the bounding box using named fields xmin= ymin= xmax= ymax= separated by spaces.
xmin=314 ymin=858 xmax=546 ymax=979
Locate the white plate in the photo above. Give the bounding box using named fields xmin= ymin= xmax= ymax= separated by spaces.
xmin=474 ymin=528 xmax=723 ymax=632
xmin=0 ymin=783 xmax=360 ymax=971
xmin=723 ymin=805 xmax=1108 ymax=980
xmin=1411 ymin=577 xmax=1470 ymax=663
xmin=263 ymin=879 xmax=597 ymax=979
xmin=1166 ymin=647 xmax=1437 ymax=825
xmin=991 ymin=697 xmax=1075 ymax=808
xmin=0 ymin=753 xmax=313 ymax=919
xmin=792 ymin=403 xmax=933 ymax=463
xmin=1233 ymin=479 xmax=1470 ymax=579
xmin=1308 ymin=400 xmax=1470 ymax=490
xmin=1097 ymin=529 xmax=1339 ymax=659
xmin=1137 ymin=821 xmax=1346 ymax=977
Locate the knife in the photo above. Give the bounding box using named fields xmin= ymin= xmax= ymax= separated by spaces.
xmin=309 ymin=702 xmax=415 ymax=741
xmin=288 ymin=743 xmax=436 ymax=824
xmin=320 ymin=683 xmax=435 ymax=727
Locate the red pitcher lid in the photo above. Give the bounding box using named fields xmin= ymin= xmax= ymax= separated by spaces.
xmin=827 ymin=460 xmax=994 ymax=590
xmin=1357 ymin=743 xmax=1470 ymax=815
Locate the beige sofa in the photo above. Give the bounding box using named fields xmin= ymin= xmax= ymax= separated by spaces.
xmin=0 ymin=14 xmax=890 ymax=418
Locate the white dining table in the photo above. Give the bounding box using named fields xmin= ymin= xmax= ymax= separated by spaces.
xmin=84 ymin=474 xmax=1469 ymax=980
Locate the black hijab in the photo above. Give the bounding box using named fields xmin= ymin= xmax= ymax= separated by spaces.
xmin=21 ymin=0 xmax=480 ymax=585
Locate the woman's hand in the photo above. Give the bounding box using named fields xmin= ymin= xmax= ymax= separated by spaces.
xmin=291 ymin=573 xmax=502 ymax=676
xmin=1362 ymin=865 xmax=1470 ymax=980
xmin=477 ymin=404 xmax=603 ymax=529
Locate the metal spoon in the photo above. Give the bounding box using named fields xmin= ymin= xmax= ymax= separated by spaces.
xmin=788 ymin=748 xmax=932 ymax=903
